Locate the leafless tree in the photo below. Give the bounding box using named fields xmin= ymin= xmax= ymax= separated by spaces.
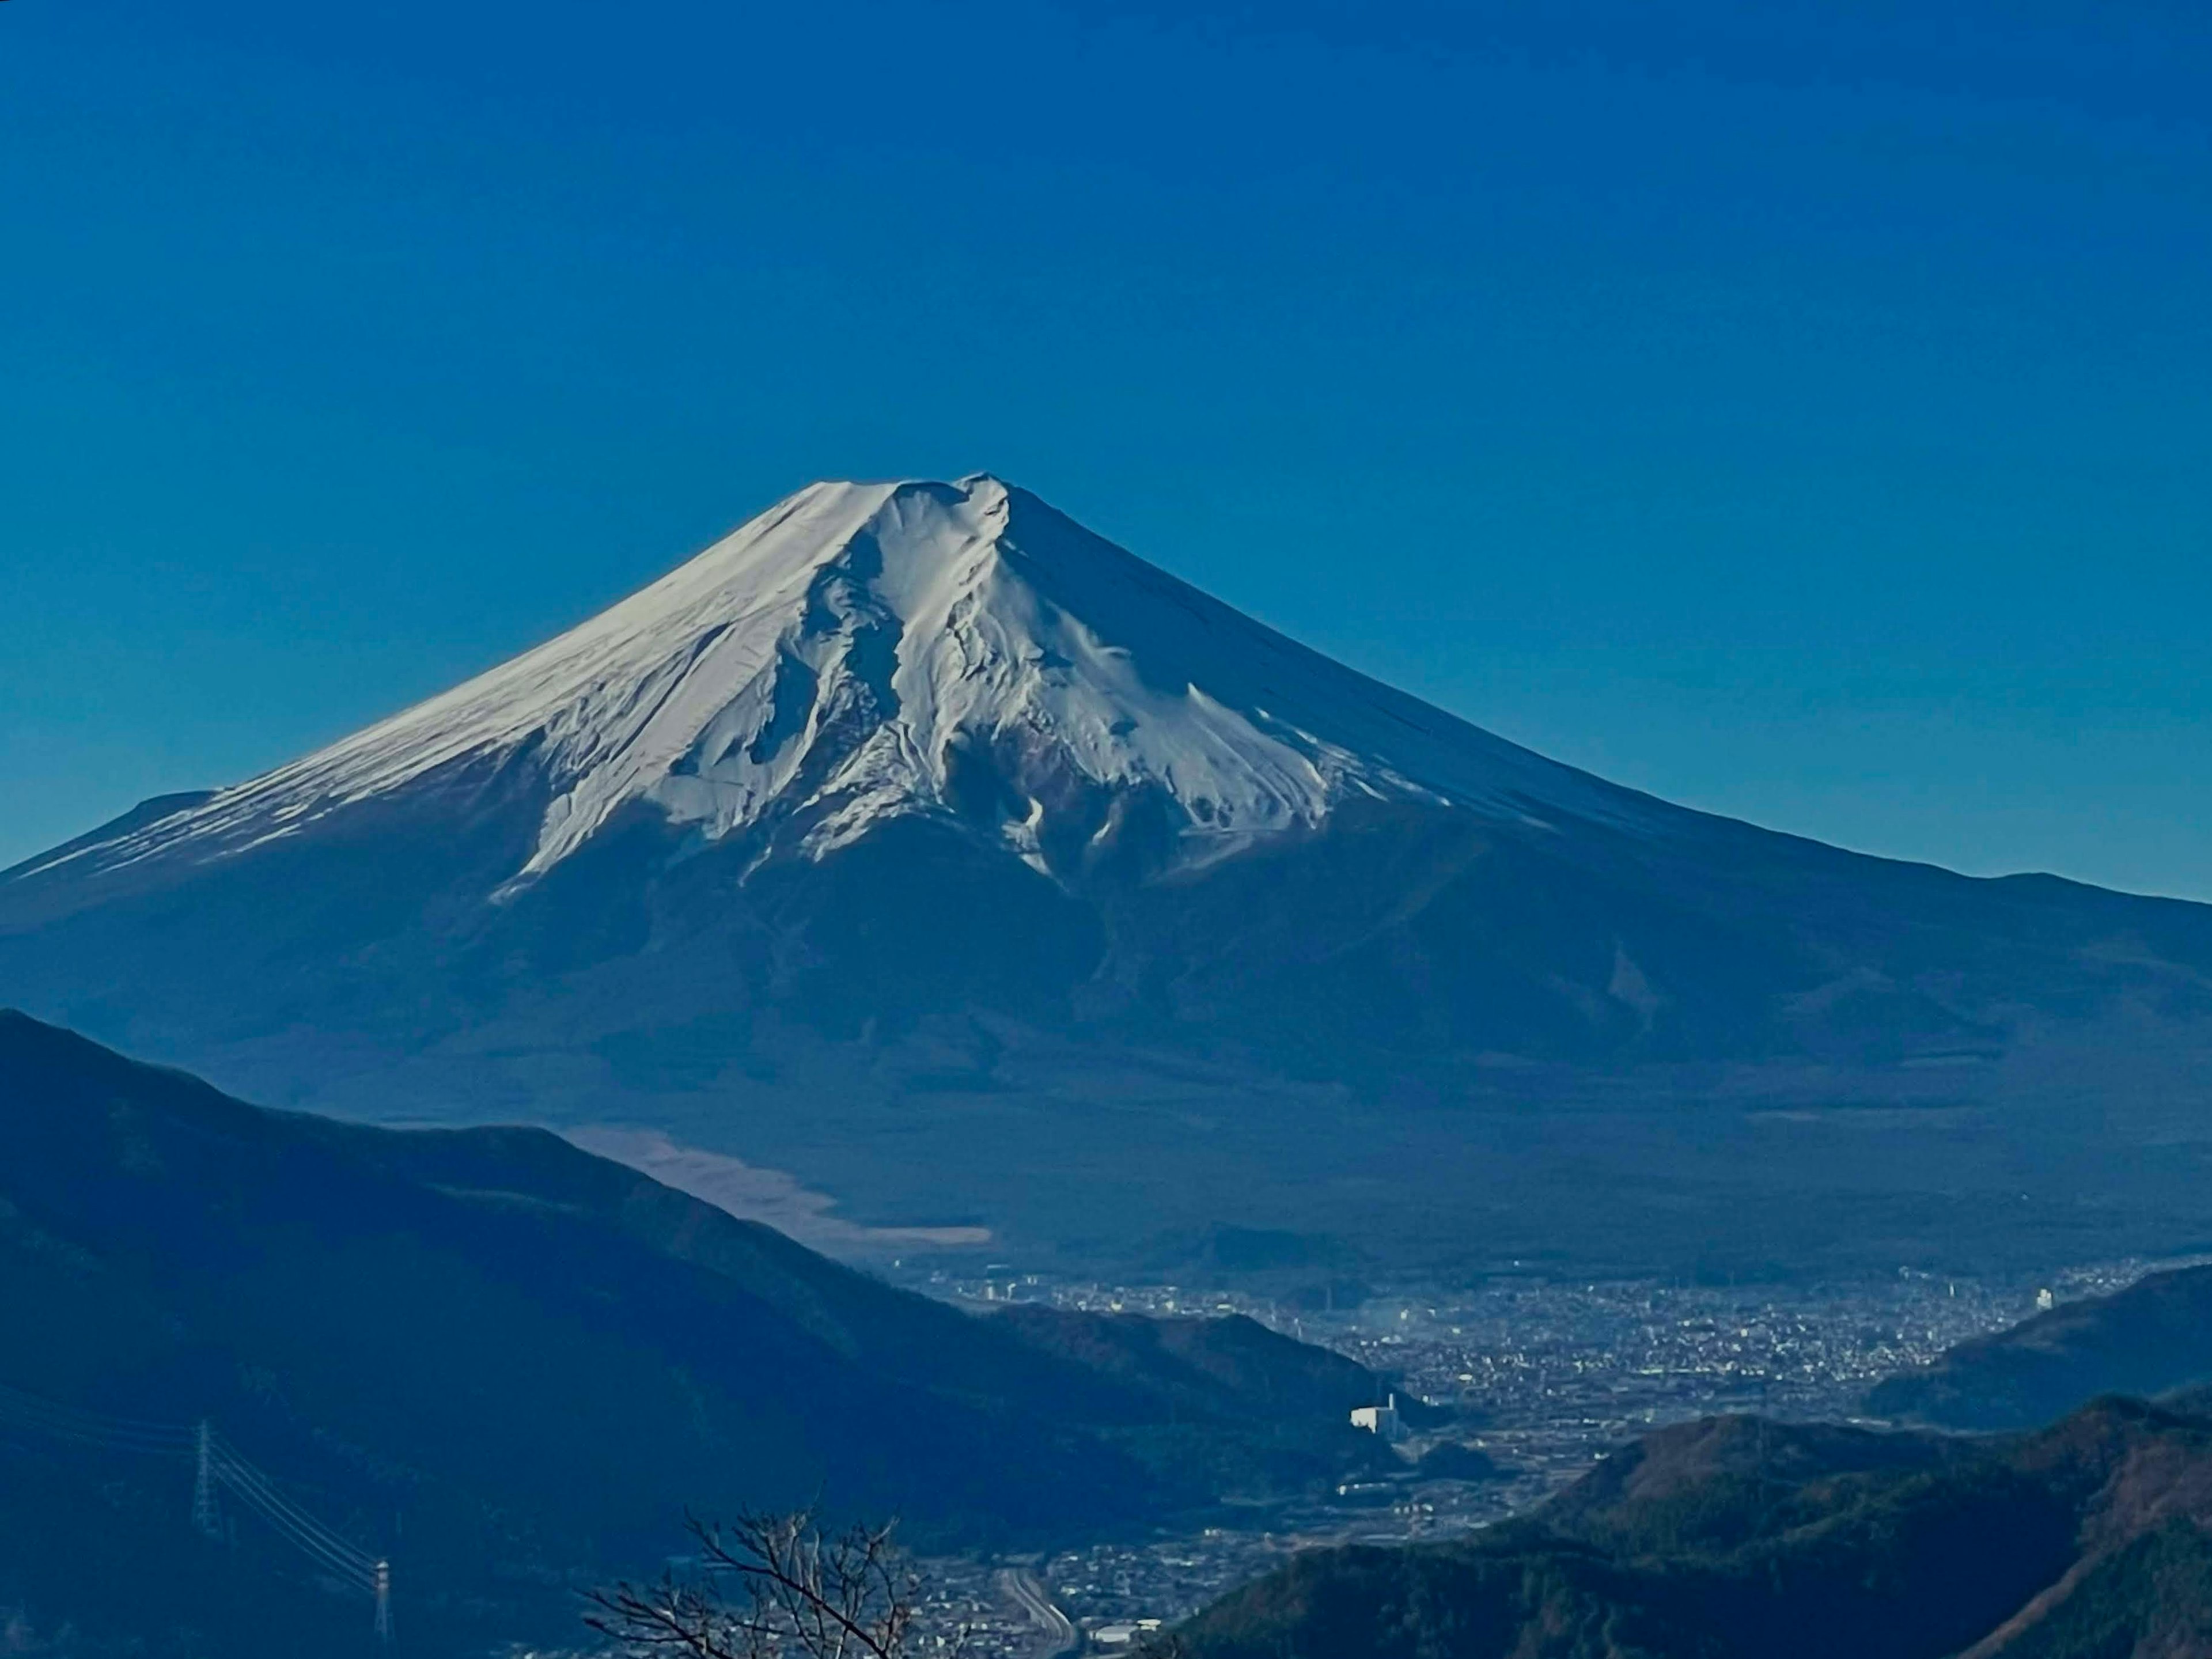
xmin=586 ymin=1508 xmax=945 ymax=1659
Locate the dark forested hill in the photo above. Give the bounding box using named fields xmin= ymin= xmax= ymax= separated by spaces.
xmin=1179 ymin=1397 xmax=2212 ymax=1659
xmin=1868 ymin=1263 xmax=2212 ymax=1431
xmin=0 ymin=1012 xmax=1384 ymax=1657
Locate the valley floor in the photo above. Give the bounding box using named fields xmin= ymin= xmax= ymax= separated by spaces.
xmin=888 ymin=1253 xmax=2209 ymax=1652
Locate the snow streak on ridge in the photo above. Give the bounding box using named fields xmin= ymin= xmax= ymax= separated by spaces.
xmin=28 ymin=475 xmax=1646 ymax=891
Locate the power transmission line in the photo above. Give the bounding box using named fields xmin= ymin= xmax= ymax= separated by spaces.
xmin=0 ymin=1378 xmax=393 ymax=1642
xmin=0 ymin=1380 xmax=193 ymax=1453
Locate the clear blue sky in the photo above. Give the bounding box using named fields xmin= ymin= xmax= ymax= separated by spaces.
xmin=4 ymin=1 xmax=2207 ymax=895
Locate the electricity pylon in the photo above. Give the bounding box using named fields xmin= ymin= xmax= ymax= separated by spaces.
xmin=191 ymin=1421 xmax=219 ymax=1538
xmin=373 ymin=1558 xmax=392 ymax=1644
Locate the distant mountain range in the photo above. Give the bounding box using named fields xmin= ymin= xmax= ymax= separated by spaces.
xmin=1181 ymin=1395 xmax=2212 ymax=1659
xmin=0 ymin=1012 xmax=1388 ymax=1657
xmin=6 ymin=476 xmax=2211 ymax=1274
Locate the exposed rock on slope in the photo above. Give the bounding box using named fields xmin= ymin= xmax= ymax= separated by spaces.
xmin=9 ymin=476 xmax=1611 ymax=895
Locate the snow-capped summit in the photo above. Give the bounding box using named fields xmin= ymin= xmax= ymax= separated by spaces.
xmin=8 ymin=472 xmax=2212 ymax=1279
xmin=37 ymin=475 xmax=1631 ymax=892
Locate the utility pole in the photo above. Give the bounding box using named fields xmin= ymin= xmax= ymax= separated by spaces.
xmin=191 ymin=1421 xmax=219 ymax=1538
xmin=373 ymin=1559 xmax=392 ymax=1645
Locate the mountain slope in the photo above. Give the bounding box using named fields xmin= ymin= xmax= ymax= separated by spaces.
xmin=0 ymin=1012 xmax=1386 ymax=1656
xmin=5 ymin=477 xmax=1620 ymax=899
xmin=1868 ymin=1264 xmax=2212 ymax=1431
xmin=5 ymin=476 xmax=2212 ymax=1273
xmin=1179 ymin=1397 xmax=2212 ymax=1659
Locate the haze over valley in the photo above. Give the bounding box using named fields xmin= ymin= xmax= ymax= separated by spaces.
xmin=7 ymin=474 xmax=2210 ymax=1655
xmin=6 ymin=476 xmax=2210 ymax=1283
xmin=8 ymin=2 xmax=2210 ymax=1652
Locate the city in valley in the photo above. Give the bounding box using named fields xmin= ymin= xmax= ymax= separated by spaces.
xmin=889 ymin=1255 xmax=2199 ymax=1655
xmin=9 ymin=8 xmax=2207 ymax=1652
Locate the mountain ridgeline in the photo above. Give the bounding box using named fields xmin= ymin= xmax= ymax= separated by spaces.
xmin=1869 ymin=1262 xmax=2212 ymax=1431
xmin=0 ymin=1013 xmax=1390 ymax=1657
xmin=5 ymin=476 xmax=2211 ymax=1274
xmin=1180 ymin=1397 xmax=2212 ymax=1659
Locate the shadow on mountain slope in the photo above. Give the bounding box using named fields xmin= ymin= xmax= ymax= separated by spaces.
xmin=0 ymin=1012 xmax=1388 ymax=1657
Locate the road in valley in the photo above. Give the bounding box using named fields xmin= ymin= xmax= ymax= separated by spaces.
xmin=997 ymin=1566 xmax=1078 ymax=1657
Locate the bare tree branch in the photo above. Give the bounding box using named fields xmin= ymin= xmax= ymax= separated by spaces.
xmin=586 ymin=1508 xmax=953 ymax=1659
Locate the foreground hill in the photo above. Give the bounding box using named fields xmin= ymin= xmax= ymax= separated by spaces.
xmin=0 ymin=1012 xmax=1385 ymax=1657
xmin=1181 ymin=1397 xmax=2212 ymax=1659
xmin=1869 ymin=1262 xmax=2212 ymax=1431
xmin=6 ymin=477 xmax=2212 ymax=1274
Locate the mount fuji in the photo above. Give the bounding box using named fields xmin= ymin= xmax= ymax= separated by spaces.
xmin=6 ymin=476 xmax=2211 ymax=1274
xmin=16 ymin=476 xmax=1633 ymax=892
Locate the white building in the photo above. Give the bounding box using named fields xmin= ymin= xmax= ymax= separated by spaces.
xmin=1350 ymin=1393 xmax=1406 ymax=1443
xmin=1092 ymin=1620 xmax=1162 ymax=1649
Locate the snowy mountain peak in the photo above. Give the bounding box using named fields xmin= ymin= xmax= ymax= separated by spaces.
xmin=43 ymin=476 xmax=1634 ymax=891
